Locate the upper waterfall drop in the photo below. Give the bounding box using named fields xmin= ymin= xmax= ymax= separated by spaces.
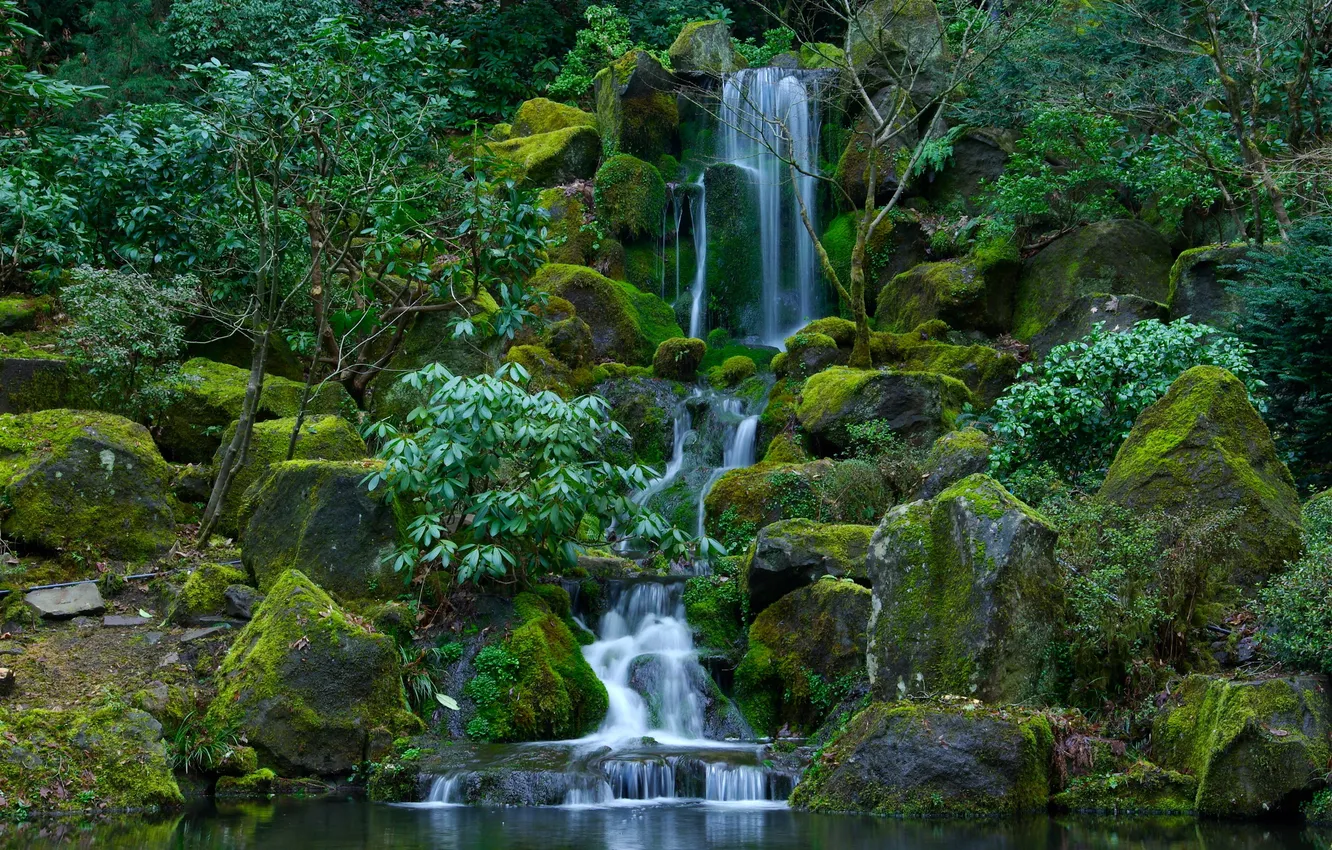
xmin=717 ymin=67 xmax=826 ymax=347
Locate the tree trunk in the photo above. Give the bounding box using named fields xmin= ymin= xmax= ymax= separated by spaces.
xmin=197 ymin=331 xmax=270 ymax=542
xmin=848 ymin=216 xmax=873 ymax=369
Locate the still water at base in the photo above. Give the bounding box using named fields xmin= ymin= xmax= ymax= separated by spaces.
xmin=0 ymin=800 xmax=1326 ymax=850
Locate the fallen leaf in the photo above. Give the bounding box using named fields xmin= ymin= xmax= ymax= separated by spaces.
xmin=435 ymin=694 xmax=459 ymax=711
xmin=138 ymin=609 xmax=151 ymax=619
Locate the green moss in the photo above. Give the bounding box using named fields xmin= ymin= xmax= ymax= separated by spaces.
xmin=797 ymin=366 xmax=971 ymax=447
xmin=595 ymin=155 xmax=667 ymax=241
xmin=530 ymin=264 xmax=682 ymax=366
xmin=702 ymin=461 xmax=821 ymax=535
xmin=510 ymin=97 xmax=596 ymax=138
xmin=799 ymin=42 xmax=845 ymax=69
xmin=875 ymin=254 xmax=1016 ymax=335
xmin=653 ymin=337 xmax=705 ymax=381
xmin=506 ymin=344 xmax=577 ymax=397
xmin=215 ymin=768 xmax=277 ymax=797
xmin=0 ymin=703 xmax=183 ymax=813
xmin=683 ymin=559 xmax=747 ymax=658
xmin=1053 ymin=762 xmax=1197 ymax=814
xmin=707 ymin=354 xmax=757 ymax=389
xmin=756 ymin=376 xmax=802 ymax=458
xmin=594 ymin=50 xmax=678 ymax=161
xmin=763 ymin=432 xmax=810 ymax=463
xmin=485 ymin=125 xmax=601 ymax=187
xmin=703 ymin=163 xmax=761 ymax=334
xmin=668 ymin=20 xmax=738 ymax=73
xmin=0 ymin=294 xmax=51 ymax=331
xmin=539 ymin=187 xmax=595 ymax=266
xmin=174 ymin=562 xmax=248 ymax=623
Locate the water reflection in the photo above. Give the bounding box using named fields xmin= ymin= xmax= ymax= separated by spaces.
xmin=0 ymin=800 xmax=1325 ymax=850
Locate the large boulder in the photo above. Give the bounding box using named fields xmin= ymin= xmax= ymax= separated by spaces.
xmin=594 ymin=49 xmax=678 ymax=163
xmin=652 ymin=337 xmax=705 ymax=382
xmin=538 ymin=186 xmax=596 ymax=267
xmin=789 ymin=698 xmax=1054 ymax=815
xmin=866 ymin=474 xmax=1060 ymax=703
xmin=0 ymin=332 xmax=91 ymax=414
xmin=869 ymin=332 xmax=1019 ymax=408
xmin=485 ymin=126 xmax=601 ymax=188
xmin=1153 ymin=675 xmax=1332 ymax=817
xmin=207 ymin=570 xmax=421 ymax=775
xmin=822 ymin=213 xmax=928 ymax=318
xmin=875 ymin=254 xmax=1018 ymax=335
xmin=1012 ymin=220 xmax=1173 ymax=342
xmin=912 ymin=427 xmax=991 ymax=501
xmin=669 ymin=20 xmax=742 ymax=74
xmin=702 ymin=460 xmax=831 ymax=537
xmin=704 ymin=163 xmax=762 ymax=336
xmin=735 ymin=579 xmax=871 ymax=736
xmin=834 ymin=87 xmax=917 ymax=208
xmin=529 ymin=264 xmax=682 ymax=365
xmin=595 ymin=376 xmax=678 ymax=468
xmin=594 ymin=154 xmax=667 ymax=241
xmin=848 ymin=0 xmax=948 ymax=100
xmin=1099 ymin=365 xmax=1302 ymax=586
xmin=159 ymin=357 xmax=353 ymax=463
xmin=744 ymin=518 xmax=873 ymax=615
xmin=1167 ymin=245 xmax=1252 ymax=328
xmin=510 ymin=97 xmax=596 ymax=138
xmin=241 ymin=460 xmax=402 ymax=599
xmin=1029 ymin=292 xmax=1168 ymax=357
xmin=0 ymin=409 xmax=175 ymax=558
xmin=213 ymin=414 xmax=366 ymax=537
xmin=796 ymin=366 xmax=970 ymax=455
xmin=0 ymin=704 xmax=182 ymax=812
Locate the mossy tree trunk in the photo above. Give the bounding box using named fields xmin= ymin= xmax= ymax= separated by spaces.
xmin=199 ymin=330 xmax=270 ymax=541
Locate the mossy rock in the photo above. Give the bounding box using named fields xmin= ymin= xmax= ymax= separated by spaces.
xmin=703 ymin=163 xmax=762 ymax=336
xmin=366 ymin=294 xmax=500 ymax=425
xmin=913 ymin=427 xmax=991 ymax=500
xmin=206 ymin=569 xmax=421 ymax=775
xmin=653 ymin=337 xmax=705 ymax=382
xmin=529 ymin=263 xmax=682 ymax=365
xmin=0 ymin=409 xmax=176 ymax=558
xmin=799 ymin=42 xmax=845 ymax=69
xmin=594 ymin=49 xmax=678 ymax=163
xmin=779 ymin=332 xmax=846 ymax=380
xmin=463 ymin=589 xmax=609 ymax=742
xmin=920 ymin=130 xmax=1011 ymax=215
xmin=158 ymin=358 xmax=353 ymax=463
xmin=0 ymin=704 xmax=182 ymax=813
xmin=875 ymin=253 xmax=1018 ymax=335
xmin=215 ymin=768 xmax=277 ymax=797
xmin=595 ymin=376 xmax=678 ymax=468
xmin=622 ymin=236 xmax=696 ymax=297
xmin=756 ymin=376 xmax=803 ymax=460
xmin=789 ymin=698 xmax=1054 ymax=816
xmin=735 ymin=579 xmax=871 ymax=736
xmin=1167 ymin=244 xmax=1253 ymax=329
xmin=510 ymin=97 xmax=596 ymax=138
xmin=834 ymin=87 xmax=916 ymax=209
xmin=485 ymin=125 xmax=601 ymax=188
xmin=822 ymin=214 xmax=928 ymax=317
xmin=1012 ymin=219 xmax=1173 ymax=342
xmin=708 ymin=354 xmax=758 ymax=389
xmin=1099 ymin=365 xmax=1302 ymax=586
xmin=543 ymin=316 xmax=595 ymax=368
xmin=870 ymin=333 xmax=1019 ymax=408
xmin=0 ymin=332 xmax=95 ymax=414
xmin=1053 ymin=762 xmax=1197 ymax=815
xmin=1029 ymin=292 xmax=1168 ymax=358
xmin=0 ymin=294 xmax=52 ymax=332
xmin=848 ymin=0 xmax=946 ymax=83
xmin=866 ymin=473 xmax=1060 ymax=703
xmin=702 ymin=460 xmax=830 ymax=536
xmin=539 ymin=186 xmax=595 ymax=266
xmin=1152 ymin=674 xmax=1332 ymax=817
xmin=668 ymin=20 xmax=741 ymax=73
xmin=594 ymin=155 xmax=667 ymax=241
xmin=212 ymin=415 xmax=367 ymax=537
xmin=762 ymin=432 xmax=810 ymax=464
xmin=240 ymin=460 xmax=403 ymax=600
xmin=745 ymin=518 xmax=873 ymax=615
xmin=796 ymin=366 xmax=971 ymax=456
xmin=172 ymin=561 xmax=249 ymax=624
xmin=505 ymin=344 xmax=578 ymax=398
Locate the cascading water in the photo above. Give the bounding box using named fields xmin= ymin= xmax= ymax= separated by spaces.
xmin=687 ymin=183 xmax=708 ymax=339
xmin=717 ymin=67 xmax=825 ymax=346
xmin=696 ymin=398 xmax=760 ymax=538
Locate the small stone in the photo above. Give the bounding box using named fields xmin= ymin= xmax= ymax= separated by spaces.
xmin=103 ymin=615 xmax=152 ymax=627
xmin=145 ymin=631 xmax=164 ymax=645
xmin=181 ymin=625 xmax=228 ymax=643
xmin=0 ymin=668 xmax=14 ymax=696
xmin=136 ymin=681 xmax=170 ymax=715
xmin=25 ymin=583 xmax=105 ymax=619
xmin=1235 ymin=636 xmax=1259 ymax=664
xmin=158 ymin=652 xmax=180 ymax=667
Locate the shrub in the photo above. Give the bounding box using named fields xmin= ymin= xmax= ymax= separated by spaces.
xmin=1257 ymin=495 xmax=1332 ymax=674
xmin=988 ymin=319 xmax=1260 ymax=481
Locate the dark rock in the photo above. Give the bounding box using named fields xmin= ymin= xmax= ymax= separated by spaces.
xmin=594 ymin=50 xmax=678 ymax=163
xmin=181 ymin=625 xmax=229 ymax=643
xmin=224 ymin=584 xmax=262 ymax=620
xmin=668 ymin=20 xmax=742 ymax=74
xmin=745 ymin=518 xmax=873 ymax=615
xmin=102 ymin=614 xmax=152 ymax=627
xmin=0 ymin=667 xmax=13 ymax=696
xmin=796 ymin=366 xmax=971 ymax=455
xmin=912 ymin=428 xmax=991 ymax=501
xmin=1167 ymin=245 xmax=1253 ymax=328
xmin=625 ymin=654 xmax=750 ymax=740
xmin=25 ymin=584 xmax=105 ymax=619
xmin=1029 ymin=293 xmax=1168 ymax=357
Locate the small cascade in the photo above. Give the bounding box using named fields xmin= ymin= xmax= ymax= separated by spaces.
xmin=705 ymin=764 xmax=773 ymax=802
xmin=695 ymin=398 xmax=761 ymax=538
xmin=604 ymin=759 xmax=677 ymax=800
xmin=634 ymin=400 xmax=693 ymax=507
xmin=687 ymin=183 xmax=708 ymax=339
xmin=425 ymin=775 xmax=462 ymax=805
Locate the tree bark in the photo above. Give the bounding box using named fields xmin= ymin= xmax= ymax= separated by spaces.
xmin=197 ymin=330 xmax=270 ymax=542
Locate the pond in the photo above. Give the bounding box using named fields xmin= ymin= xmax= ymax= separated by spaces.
xmin=0 ymin=800 xmax=1325 ymax=850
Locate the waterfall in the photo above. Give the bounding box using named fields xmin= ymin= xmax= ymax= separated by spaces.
xmin=687 ymin=184 xmax=708 ymax=339
xmin=424 ymin=775 xmax=462 ymax=805
xmin=717 ymin=67 xmax=824 ymax=346
xmin=673 ymin=187 xmax=685 ymax=302
xmin=695 ymin=398 xmax=761 ymax=539
xmin=634 ymin=399 xmax=693 ymax=507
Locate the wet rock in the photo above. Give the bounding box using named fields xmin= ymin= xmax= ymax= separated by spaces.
xmin=789 ymin=699 xmax=1054 ymax=816
xmin=625 ymin=654 xmax=749 ymax=740
xmin=181 ymin=625 xmax=229 ymax=643
xmin=745 ymin=518 xmax=873 ymax=616
xmin=866 ymin=473 xmax=1060 ymax=703
xmin=25 ymin=583 xmax=105 ymax=619
xmin=702 ymin=460 xmax=832 ymax=536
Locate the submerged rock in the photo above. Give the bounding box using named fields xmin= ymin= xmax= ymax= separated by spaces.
xmin=207 ymin=569 xmax=420 ymax=775
xmin=744 ymin=518 xmax=873 ymax=616
xmin=0 ymin=409 xmax=175 ymax=558
xmin=796 ymin=366 xmax=970 ymax=455
xmin=1152 ymin=674 xmax=1332 ymax=817
xmin=866 ymin=473 xmax=1060 ymax=703
xmin=789 ymin=699 xmax=1054 ymax=816
xmin=735 ymin=579 xmax=871 ymax=737
xmin=1099 ymin=365 xmax=1302 ymax=586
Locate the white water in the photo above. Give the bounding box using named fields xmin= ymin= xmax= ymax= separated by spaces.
xmin=718 ymin=68 xmax=824 ymax=346
xmin=695 ymin=398 xmax=760 ymax=538
xmin=687 ymin=183 xmax=708 ymax=339
xmin=634 ymin=401 xmax=693 ymax=507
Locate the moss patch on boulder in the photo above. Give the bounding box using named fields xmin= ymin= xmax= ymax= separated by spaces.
xmin=913 ymin=427 xmax=991 ymax=500
xmin=744 ymin=518 xmax=873 ymax=615
xmin=0 ymin=294 xmax=52 ymax=332
xmin=485 ymin=125 xmax=601 ymax=188
xmin=796 ymin=366 xmax=970 ymax=455
xmin=1167 ymin=245 xmax=1252 ymax=328
xmin=1053 ymin=762 xmax=1197 ymax=815
xmin=875 ymin=251 xmax=1018 ymax=335
xmin=207 ymin=569 xmax=421 ymax=775
xmin=702 ymin=460 xmax=829 ymax=536
xmin=703 ymin=163 xmax=762 ymax=336
xmin=511 ymin=97 xmax=596 ymax=138
xmin=595 ymin=154 xmax=667 ymax=241
xmin=539 ymin=187 xmax=596 ymax=267
xmin=173 ymin=561 xmax=249 ymax=624
xmin=668 ymin=20 xmax=741 ymax=73
xmin=653 ymin=337 xmax=705 ymax=381
xmin=594 ymin=50 xmax=678 ymax=162
xmin=708 ymin=354 xmax=758 ymax=388
xmin=870 ymin=331 xmax=1018 ymax=408
xmin=530 ymin=263 xmax=682 ymax=365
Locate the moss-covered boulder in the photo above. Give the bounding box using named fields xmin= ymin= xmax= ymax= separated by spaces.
xmin=875 ymin=254 xmax=1018 ymax=335
xmin=207 ymin=569 xmax=420 ymax=775
xmin=797 ymin=366 xmax=970 ymax=455
xmin=870 ymin=332 xmax=1019 ymax=408
xmin=538 ymin=186 xmax=596 ymax=266
xmin=485 ymin=125 xmax=601 ymax=188
xmin=594 ymin=154 xmax=667 ymax=241
xmin=822 ymin=214 xmax=928 ymax=317
xmin=704 ymin=162 xmax=762 ymax=335
xmin=172 ymin=561 xmax=249 ymax=624
xmin=913 ymin=427 xmax=991 ymax=501
xmin=702 ymin=460 xmax=831 ymax=536
xmin=159 ymin=357 xmax=352 ymax=463
xmin=530 ymin=263 xmax=682 ymax=365
xmin=0 ymin=409 xmax=176 ymax=558
xmin=653 ymin=337 xmax=705 ymax=381
xmin=0 ymin=333 xmax=94 ymax=414
xmin=779 ymin=331 xmax=846 ymax=380
xmin=835 ymin=87 xmax=916 ymax=208
xmin=1099 ymin=365 xmax=1302 ymax=586
xmin=668 ymin=20 xmax=741 ymax=73
xmin=594 ymin=49 xmax=678 ymax=163
xmin=510 ymin=97 xmax=596 ymax=138
xmin=1152 ymin=674 xmax=1332 ymax=817
xmin=0 ymin=294 xmax=51 ymax=332
xmin=241 ymin=460 xmax=402 ymax=600
xmin=213 ymin=415 xmax=366 ymax=537
xmin=1012 ymin=220 xmax=1173 ymax=342
xmin=849 ymin=0 xmax=946 ymax=90
xmin=543 ymin=316 xmax=595 ymax=368
xmin=0 ymin=704 xmax=182 ymax=813
xmin=463 ymin=589 xmax=609 ymax=741
xmin=1167 ymin=245 xmax=1252 ymax=328
xmin=799 ymin=42 xmax=845 ymax=69
xmin=1053 ymin=762 xmax=1198 ymax=815
xmin=866 ymin=474 xmax=1060 ymax=703
xmin=736 ymin=579 xmax=870 ymax=736
xmin=1029 ymin=292 xmax=1168 ymax=357
xmin=596 ymin=376 xmax=678 ymax=468
xmin=505 ymin=344 xmax=578 ymax=398
xmin=707 ymin=354 xmax=758 ymax=389
xmin=790 ymin=698 xmax=1054 ymax=816
xmin=745 ymin=518 xmax=873 ymax=615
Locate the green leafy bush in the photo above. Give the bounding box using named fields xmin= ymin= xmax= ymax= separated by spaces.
xmin=732 ymin=26 xmax=794 ymax=67
xmin=548 ymin=5 xmax=632 ymax=102
xmin=166 ymin=0 xmax=351 ymax=66
xmin=988 ymin=319 xmax=1260 ymax=481
xmin=1257 ymin=495 xmax=1332 ymax=674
